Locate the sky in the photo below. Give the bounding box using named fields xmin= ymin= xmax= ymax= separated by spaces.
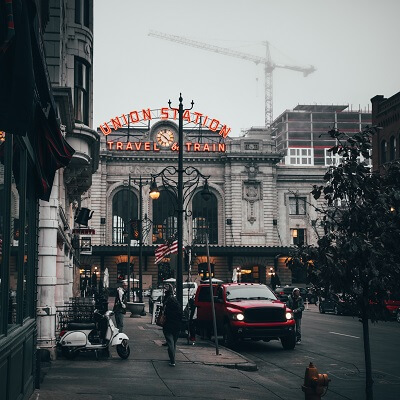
xmin=93 ymin=0 xmax=400 ymax=137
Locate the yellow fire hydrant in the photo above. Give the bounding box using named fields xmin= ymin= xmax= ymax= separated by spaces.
xmin=302 ymin=362 xmax=330 ymax=400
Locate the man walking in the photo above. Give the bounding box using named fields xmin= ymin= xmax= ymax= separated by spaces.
xmin=113 ymin=280 xmax=127 ymax=332
xmin=286 ymin=287 xmax=304 ymax=344
xmin=162 ymin=287 xmax=182 ymax=366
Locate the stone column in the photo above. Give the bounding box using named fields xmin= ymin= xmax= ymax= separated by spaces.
xmin=37 ymin=172 xmax=60 ymax=359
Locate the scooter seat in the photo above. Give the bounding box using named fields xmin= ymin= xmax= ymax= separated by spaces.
xmin=67 ymin=322 xmax=96 ymax=330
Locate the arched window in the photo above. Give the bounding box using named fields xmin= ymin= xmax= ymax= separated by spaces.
xmin=112 ymin=188 xmax=138 ymax=244
xmin=390 ymin=136 xmax=396 ymax=161
xmin=192 ymin=191 xmax=218 ymax=244
xmin=152 ymin=190 xmax=177 ymax=244
xmin=380 ymin=140 xmax=387 ymax=164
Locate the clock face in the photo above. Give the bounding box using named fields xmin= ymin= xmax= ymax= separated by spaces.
xmin=156 ymin=128 xmax=175 ymax=147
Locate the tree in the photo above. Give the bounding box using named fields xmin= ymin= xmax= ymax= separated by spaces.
xmin=287 ymin=126 xmax=400 ymax=400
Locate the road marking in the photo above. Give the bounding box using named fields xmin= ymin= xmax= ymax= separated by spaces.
xmin=329 ymin=331 xmax=360 ymax=339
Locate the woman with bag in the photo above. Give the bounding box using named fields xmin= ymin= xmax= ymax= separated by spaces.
xmin=162 ymin=287 xmax=182 ymax=366
xmin=113 ymin=280 xmax=127 ymax=332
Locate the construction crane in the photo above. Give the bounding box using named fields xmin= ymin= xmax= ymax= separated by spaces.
xmin=148 ymin=30 xmax=316 ymax=127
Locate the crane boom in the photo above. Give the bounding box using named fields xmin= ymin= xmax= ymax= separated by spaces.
xmin=148 ymin=30 xmax=315 ymax=127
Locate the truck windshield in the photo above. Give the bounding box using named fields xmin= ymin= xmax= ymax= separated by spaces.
xmin=226 ymin=286 xmax=276 ymax=302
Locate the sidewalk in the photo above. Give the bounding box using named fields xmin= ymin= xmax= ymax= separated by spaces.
xmin=30 ymin=301 xmax=260 ymax=400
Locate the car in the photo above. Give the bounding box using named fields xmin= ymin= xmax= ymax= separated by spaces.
xmin=383 ymin=291 xmax=400 ymax=320
xmin=318 ymin=293 xmax=357 ymax=316
xmin=274 ymin=285 xmax=318 ymax=304
xmin=194 ymin=283 xmax=296 ymax=349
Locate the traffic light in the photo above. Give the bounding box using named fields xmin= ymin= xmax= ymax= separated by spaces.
xmin=130 ymin=219 xmax=141 ymax=240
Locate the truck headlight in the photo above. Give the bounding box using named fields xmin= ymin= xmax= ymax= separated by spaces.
xmin=232 ymin=313 xmax=245 ymax=321
xmin=285 ymin=311 xmax=294 ymax=320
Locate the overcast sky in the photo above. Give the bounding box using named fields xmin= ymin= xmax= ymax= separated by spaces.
xmin=93 ymin=0 xmax=400 ymax=137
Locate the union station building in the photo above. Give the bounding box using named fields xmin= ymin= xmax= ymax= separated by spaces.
xmin=80 ymin=104 xmax=371 ymax=291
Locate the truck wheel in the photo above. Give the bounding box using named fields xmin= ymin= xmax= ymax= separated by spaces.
xmin=222 ymin=323 xmax=236 ymax=348
xmin=281 ymin=333 xmax=296 ymax=350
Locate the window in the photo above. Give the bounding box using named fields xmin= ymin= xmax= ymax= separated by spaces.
xmin=289 ymin=197 xmax=306 ymax=215
xmin=74 ymin=58 xmax=90 ymax=125
xmin=286 ymin=148 xmax=313 ymax=165
xmin=152 ymin=191 xmax=177 ymax=244
xmin=112 ymin=189 xmax=138 ymax=244
xmin=390 ymin=136 xmax=396 ymax=161
xmin=192 ymin=191 xmax=218 ymax=244
xmin=75 ymin=0 xmax=90 ymax=27
xmin=0 ymin=135 xmax=37 ymax=333
xmin=291 ymin=228 xmax=306 ymax=246
xmin=325 ymin=148 xmax=341 ymax=166
xmin=381 ymin=140 xmax=387 ymax=164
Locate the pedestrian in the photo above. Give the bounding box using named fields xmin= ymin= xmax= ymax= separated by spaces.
xmin=162 ymin=287 xmax=182 ymax=366
xmin=187 ymin=296 xmax=197 ymax=345
xmin=286 ymin=287 xmax=305 ymax=344
xmin=113 ymin=280 xmax=127 ymax=332
xmin=270 ymin=271 xmax=281 ymax=290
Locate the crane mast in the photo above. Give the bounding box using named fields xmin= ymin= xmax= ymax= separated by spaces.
xmin=148 ymin=30 xmax=315 ymax=127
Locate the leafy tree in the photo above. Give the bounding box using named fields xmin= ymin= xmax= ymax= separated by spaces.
xmin=287 ymin=127 xmax=400 ymax=400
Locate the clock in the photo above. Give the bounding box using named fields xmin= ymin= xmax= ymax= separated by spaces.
xmin=156 ymin=128 xmax=176 ymax=148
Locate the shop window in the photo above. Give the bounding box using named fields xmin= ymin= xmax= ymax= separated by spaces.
xmin=74 ymin=58 xmax=90 ymax=125
xmin=289 ymin=197 xmax=306 ymax=215
xmin=112 ymin=188 xmax=138 ymax=244
xmin=152 ymin=190 xmax=177 ymax=244
xmin=239 ymin=266 xmax=261 ymax=283
xmin=198 ymin=262 xmax=214 ymax=280
xmin=192 ymin=191 xmax=218 ymax=244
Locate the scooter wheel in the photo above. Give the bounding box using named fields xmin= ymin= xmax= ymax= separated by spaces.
xmin=62 ymin=347 xmax=77 ymax=359
xmin=116 ymin=343 xmax=130 ymax=359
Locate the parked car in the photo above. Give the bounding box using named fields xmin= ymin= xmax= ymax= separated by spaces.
xmin=318 ymin=293 xmax=358 ymax=316
xmin=383 ymin=291 xmax=400 ymax=321
xmin=274 ymin=286 xmax=317 ymax=304
xmin=194 ymin=283 xmax=296 ymax=349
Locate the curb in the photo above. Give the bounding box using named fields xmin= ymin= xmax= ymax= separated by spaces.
xmin=200 ymin=342 xmax=258 ymax=371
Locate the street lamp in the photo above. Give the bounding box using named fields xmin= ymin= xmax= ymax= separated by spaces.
xmin=131 ymin=176 xmax=155 ymax=303
xmin=150 ymin=94 xmax=211 ymax=308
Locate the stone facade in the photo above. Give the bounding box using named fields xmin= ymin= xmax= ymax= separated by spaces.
xmin=80 ymin=115 xmax=328 ymax=290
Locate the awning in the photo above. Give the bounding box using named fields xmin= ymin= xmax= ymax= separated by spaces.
xmin=0 ymin=0 xmax=75 ymax=201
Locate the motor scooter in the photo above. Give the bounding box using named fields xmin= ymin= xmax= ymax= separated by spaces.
xmin=57 ymin=309 xmax=130 ymax=359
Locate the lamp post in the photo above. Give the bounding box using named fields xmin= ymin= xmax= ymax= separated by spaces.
xmin=131 ymin=176 xmax=154 ymax=303
xmin=149 ymin=94 xmax=211 ymax=308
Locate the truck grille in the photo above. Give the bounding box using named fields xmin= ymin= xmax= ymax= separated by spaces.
xmin=244 ymin=307 xmax=286 ymax=323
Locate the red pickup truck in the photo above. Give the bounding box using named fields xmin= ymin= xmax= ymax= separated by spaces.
xmin=194 ymin=283 xmax=296 ymax=349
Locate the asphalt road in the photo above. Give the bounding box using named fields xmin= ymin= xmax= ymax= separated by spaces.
xmin=234 ymin=305 xmax=400 ymax=400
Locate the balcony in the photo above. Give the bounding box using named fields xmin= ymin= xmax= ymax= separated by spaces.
xmin=64 ymin=123 xmax=100 ymax=199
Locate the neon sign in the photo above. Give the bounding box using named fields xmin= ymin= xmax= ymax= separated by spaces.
xmin=106 ymin=141 xmax=226 ymax=153
xmin=99 ymin=107 xmax=231 ymax=139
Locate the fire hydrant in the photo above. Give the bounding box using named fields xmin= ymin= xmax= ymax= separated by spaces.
xmin=302 ymin=362 xmax=330 ymax=400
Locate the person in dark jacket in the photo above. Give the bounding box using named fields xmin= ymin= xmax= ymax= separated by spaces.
xmin=286 ymin=287 xmax=305 ymax=344
xmin=113 ymin=281 xmax=127 ymax=332
xmin=163 ymin=288 xmax=182 ymax=366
